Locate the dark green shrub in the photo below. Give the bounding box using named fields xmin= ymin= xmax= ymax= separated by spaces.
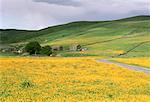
xmin=20 ymin=80 xmax=32 ymax=88
xmin=25 ymin=41 xmax=41 ymax=55
xmin=40 ymin=46 xmax=52 ymax=56
xmin=51 ymin=51 xmax=57 ymax=57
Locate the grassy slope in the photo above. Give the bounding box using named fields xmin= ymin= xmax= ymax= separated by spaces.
xmin=0 ymin=16 xmax=150 ymax=57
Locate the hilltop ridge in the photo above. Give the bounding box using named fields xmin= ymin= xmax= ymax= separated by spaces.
xmin=0 ymin=15 xmax=150 ymax=57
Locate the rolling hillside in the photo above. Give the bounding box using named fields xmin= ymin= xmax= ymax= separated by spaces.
xmin=0 ymin=16 xmax=150 ymax=57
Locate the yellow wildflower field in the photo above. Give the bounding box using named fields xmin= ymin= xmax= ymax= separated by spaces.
xmin=113 ymin=57 xmax=150 ymax=68
xmin=0 ymin=57 xmax=150 ymax=102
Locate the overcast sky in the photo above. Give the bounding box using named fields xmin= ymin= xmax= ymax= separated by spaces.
xmin=0 ymin=0 xmax=150 ymax=30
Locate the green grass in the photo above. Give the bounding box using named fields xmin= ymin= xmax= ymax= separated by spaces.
xmin=0 ymin=15 xmax=150 ymax=57
xmin=0 ymin=52 xmax=18 ymax=57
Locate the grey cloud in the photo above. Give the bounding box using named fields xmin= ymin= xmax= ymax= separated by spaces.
xmin=0 ymin=0 xmax=150 ymax=30
xmin=128 ymin=9 xmax=150 ymax=16
xmin=33 ymin=0 xmax=81 ymax=7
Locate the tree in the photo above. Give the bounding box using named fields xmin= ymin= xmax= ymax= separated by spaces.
xmin=40 ymin=46 xmax=52 ymax=56
xmin=25 ymin=41 xmax=41 ymax=55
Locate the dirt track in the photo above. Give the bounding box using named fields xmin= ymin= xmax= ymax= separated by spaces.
xmin=98 ymin=59 xmax=150 ymax=75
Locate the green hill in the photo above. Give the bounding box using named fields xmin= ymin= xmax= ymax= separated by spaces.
xmin=0 ymin=15 xmax=150 ymax=57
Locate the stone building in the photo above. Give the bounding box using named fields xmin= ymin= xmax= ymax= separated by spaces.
xmin=51 ymin=46 xmax=63 ymax=51
xmin=70 ymin=44 xmax=81 ymax=51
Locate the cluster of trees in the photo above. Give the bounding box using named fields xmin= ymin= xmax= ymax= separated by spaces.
xmin=25 ymin=41 xmax=52 ymax=56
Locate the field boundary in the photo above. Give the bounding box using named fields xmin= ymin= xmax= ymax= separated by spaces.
xmin=116 ymin=41 xmax=150 ymax=57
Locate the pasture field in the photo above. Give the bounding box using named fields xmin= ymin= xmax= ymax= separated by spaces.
xmin=0 ymin=57 xmax=150 ymax=101
xmin=113 ymin=57 xmax=150 ymax=68
xmin=1 ymin=16 xmax=150 ymax=57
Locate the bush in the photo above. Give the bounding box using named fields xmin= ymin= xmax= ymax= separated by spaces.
xmin=20 ymin=80 xmax=32 ymax=88
xmin=51 ymin=51 xmax=57 ymax=57
xmin=25 ymin=41 xmax=41 ymax=55
xmin=40 ymin=46 xmax=52 ymax=56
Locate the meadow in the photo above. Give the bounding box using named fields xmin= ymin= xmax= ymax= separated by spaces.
xmin=0 ymin=57 xmax=150 ymax=101
xmin=0 ymin=16 xmax=150 ymax=102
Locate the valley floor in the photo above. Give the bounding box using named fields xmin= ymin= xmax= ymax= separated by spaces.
xmin=0 ymin=57 xmax=150 ymax=101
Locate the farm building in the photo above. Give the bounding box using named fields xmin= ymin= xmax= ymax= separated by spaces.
xmin=0 ymin=44 xmax=25 ymax=54
xmin=0 ymin=45 xmax=16 ymax=52
xmin=13 ymin=46 xmax=25 ymax=54
xmin=51 ymin=46 xmax=63 ymax=51
xmin=70 ymin=44 xmax=82 ymax=51
xmin=80 ymin=48 xmax=88 ymax=51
